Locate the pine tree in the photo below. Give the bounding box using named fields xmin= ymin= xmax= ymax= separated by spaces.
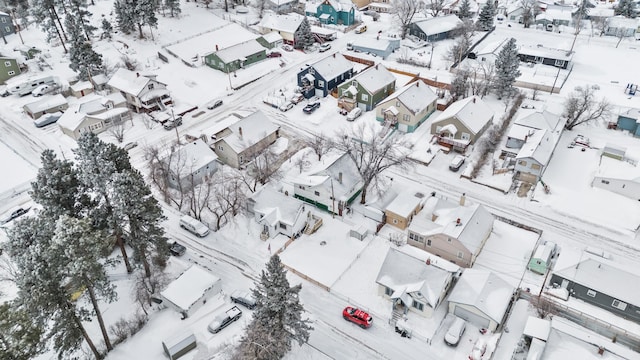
xmin=294 ymin=17 xmax=314 ymax=49
xmin=101 ymin=19 xmax=113 ymax=40
xmin=493 ymin=37 xmax=521 ymax=99
xmin=164 ymin=0 xmax=181 ymax=17
xmin=67 ymin=0 xmax=97 ymax=40
xmin=477 ymin=1 xmax=495 ymax=30
xmin=234 ymin=255 xmax=313 ymax=360
xmin=137 ymin=0 xmax=158 ymax=39
xmin=114 ymin=0 xmax=136 ymax=35
xmin=0 ymin=301 xmax=45 ymax=360
xmin=69 ymin=38 xmax=104 ymax=81
xmin=615 ymin=0 xmax=637 ymax=18
xmin=451 ymin=69 xmax=470 ymax=100
xmin=30 ymin=0 xmax=67 ymax=52
xmin=458 ymin=0 xmax=471 ymax=20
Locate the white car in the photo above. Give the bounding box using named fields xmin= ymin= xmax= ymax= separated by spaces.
xmin=319 ymin=43 xmax=331 ymax=52
xmin=444 ymin=317 xmax=466 ymax=346
xmin=279 ymin=102 xmax=294 ymax=112
xmin=282 ymin=44 xmax=294 ymax=52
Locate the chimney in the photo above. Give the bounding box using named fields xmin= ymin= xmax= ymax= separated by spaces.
xmin=426 ymin=258 xmax=431 ymax=265
xmin=136 ymin=72 xmax=140 ymax=78
xmin=216 ymin=44 xmax=219 ymax=51
xmin=456 ymin=218 xmax=462 ymax=226
xmin=459 ymin=192 xmax=466 ymax=206
xmin=375 ymin=64 xmax=378 ymax=70
xmin=238 ymin=126 xmax=243 ymax=139
xmin=472 ymin=97 xmax=476 ymax=103
xmin=333 ymin=53 xmax=336 ymax=58
xmin=338 ymin=172 xmax=343 ymax=184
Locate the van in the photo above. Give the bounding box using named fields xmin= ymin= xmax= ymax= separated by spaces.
xmin=346 ymin=108 xmax=362 ymax=121
xmin=444 ymin=317 xmax=466 ymax=346
xmin=355 ymin=25 xmax=367 ymax=34
xmin=179 ymin=215 xmax=210 ymax=237
xmin=449 ymin=155 xmax=465 ymax=172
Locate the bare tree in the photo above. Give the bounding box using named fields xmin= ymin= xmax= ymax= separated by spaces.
xmin=393 ymin=0 xmax=422 ymax=39
xmin=450 ymin=68 xmax=470 ymax=100
xmin=520 ymin=0 xmax=537 ymax=28
xmin=425 ymin=0 xmax=445 ymax=17
xmin=131 ymin=267 xmax=169 ymax=316
xmin=445 ymin=22 xmax=474 ymax=67
xmin=186 ymin=175 xmax=213 ymax=221
xmin=563 ymin=85 xmax=611 ymax=130
xmin=332 ymin=122 xmax=412 ymax=204
xmin=531 ymin=295 xmax=557 ymax=319
xmin=207 ymin=173 xmax=246 ymax=230
xmin=307 ymin=133 xmax=330 ymax=161
xmin=531 ymin=86 xmax=540 ymax=100
xmin=108 ymin=119 xmax=127 ymax=143
xmin=144 ymin=143 xmax=190 ymax=208
xmin=242 ymin=148 xmax=282 ymax=193
xmin=295 ymin=151 xmax=311 ymax=173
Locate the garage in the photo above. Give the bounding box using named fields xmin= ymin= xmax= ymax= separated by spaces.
xmin=453 ymin=305 xmax=490 ymax=329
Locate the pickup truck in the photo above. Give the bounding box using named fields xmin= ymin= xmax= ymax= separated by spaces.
xmin=207 ymin=306 xmax=242 ymax=334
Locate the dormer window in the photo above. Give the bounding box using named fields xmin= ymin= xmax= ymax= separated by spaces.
xmin=148 ymin=83 xmax=154 ymax=90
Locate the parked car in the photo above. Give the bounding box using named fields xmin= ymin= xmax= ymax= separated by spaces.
xmin=179 ymin=215 xmax=210 ymax=237
xmin=444 ymin=317 xmax=466 ymax=346
xmin=123 ymin=142 xmax=138 ymax=151
xmin=319 ymin=43 xmax=331 ymax=52
xmin=346 ymin=107 xmax=362 ymax=121
xmin=290 ymin=93 xmax=304 ymax=104
xmin=206 ymin=99 xmax=223 ymax=110
xmin=33 ymin=111 xmax=63 ymax=128
xmin=282 ymin=44 xmax=294 ymax=52
xmin=32 ymin=84 xmax=56 ymax=97
xmin=162 ymin=116 xmax=183 ymax=130
xmin=267 ymin=51 xmax=282 ymax=58
xmin=449 ymin=155 xmax=465 ymax=172
xmin=355 ymin=25 xmax=367 ymax=34
xmin=208 ymin=306 xmax=242 ymax=334
xmin=339 ymin=108 xmax=348 ymax=116
xmin=279 ymin=102 xmax=294 ymax=112
xmin=343 ymin=306 xmax=373 ymax=328
xmin=169 ymin=241 xmax=187 ymax=256
xmin=0 ymin=206 xmax=30 ymax=225
xmin=303 ymin=102 xmax=320 ymax=114
xmin=470 ymin=338 xmax=487 ymax=360
xmin=230 ymin=290 xmax=257 ymax=310
xmin=346 ymin=43 xmax=353 ymax=51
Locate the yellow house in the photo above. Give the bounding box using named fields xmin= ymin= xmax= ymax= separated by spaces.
xmin=384 ymin=190 xmax=426 ymax=230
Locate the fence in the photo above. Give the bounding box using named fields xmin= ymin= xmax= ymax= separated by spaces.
xmin=283 ymin=264 xmax=331 ymax=292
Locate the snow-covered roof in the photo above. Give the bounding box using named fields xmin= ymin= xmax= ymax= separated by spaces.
xmin=107 ymin=68 xmax=165 ymax=97
xmin=532 ymin=241 xmax=556 ymax=261
xmin=168 ymin=139 xmax=219 ymax=172
xmin=160 ymin=265 xmax=221 ymax=312
xmin=250 ymin=186 xmax=305 ymax=226
xmin=514 ymin=109 xmax=563 ymax=132
xmin=385 ymin=190 xmax=426 ymax=218
xmin=407 ymin=196 xmax=459 ymax=235
xmin=472 ymin=38 xmax=508 ymax=56
xmin=310 ymin=25 xmax=337 ymax=37
xmin=175 ymin=23 xmax=258 ymax=59
xmin=70 ymin=80 xmax=93 ymax=92
xmin=78 ymin=93 xmax=126 ymax=115
xmin=351 ymin=65 xmax=396 ymax=94
xmin=311 ymin=53 xmax=353 ymax=81
xmin=292 ymin=151 xmax=363 ymax=200
xmin=351 ymin=36 xmax=399 ymax=52
xmin=57 ymin=105 xmax=86 ymax=131
xmin=620 ymin=108 xmax=640 ymax=121
xmin=23 ymin=94 xmax=68 ymax=114
xmin=588 ymin=7 xmax=615 ymax=17
xmin=89 ymin=107 xmax=129 ymax=121
xmin=376 ymin=247 xmax=454 ymax=308
xmin=261 ymin=31 xmax=283 ymax=43
xmin=412 ymin=15 xmax=463 ymax=37
xmin=594 ymin=155 xmax=640 ymax=181
xmin=523 ymin=316 xmax=551 ymax=341
xmin=518 ymin=45 xmax=573 ymax=62
xmin=516 ymin=129 xmax=558 ymax=166
xmin=379 ymin=81 xmax=437 ymax=115
xmin=605 ymin=15 xmax=639 ymax=29
xmin=506 ymin=124 xmax=535 ymax=141
xmin=326 ymin=0 xmax=354 ymax=11
xmin=433 ymin=203 xmax=494 ymax=254
xmin=447 ymin=269 xmax=514 ymax=323
xmin=542 ymin=7 xmax=574 ymax=21
xmin=214 ymin=39 xmax=266 ymax=63
xmin=554 ymin=258 xmax=640 ymax=306
xmin=432 ymin=96 xmax=494 ymax=134
xmin=259 ymin=13 xmax=304 ymax=34
xmin=215 ymin=110 xmax=279 ymax=153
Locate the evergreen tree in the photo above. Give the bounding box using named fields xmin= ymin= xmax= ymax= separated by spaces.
xmin=101 ymin=19 xmax=113 ymax=40
xmin=164 ymin=0 xmax=181 ymax=17
xmin=451 ymin=69 xmax=470 ymax=100
xmin=114 ymin=0 xmax=136 ymax=35
xmin=67 ymin=0 xmax=97 ymax=40
xmin=30 ymin=0 xmax=67 ymax=52
xmin=493 ymin=37 xmax=521 ymax=99
xmin=294 ymin=17 xmax=314 ymax=49
xmin=477 ymin=1 xmax=495 ymax=30
xmin=234 ymin=255 xmax=313 ymax=360
xmin=0 ymin=301 xmax=45 ymax=360
xmin=69 ymin=38 xmax=104 ymax=81
xmin=114 ymin=0 xmax=158 ymax=39
xmin=137 ymin=0 xmax=158 ymax=39
xmin=458 ymin=0 xmax=471 ymax=20
xmin=615 ymin=0 xmax=637 ymax=18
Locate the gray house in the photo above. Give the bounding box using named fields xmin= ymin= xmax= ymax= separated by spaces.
xmin=408 ymin=15 xmax=463 ymax=42
xmin=550 ymin=258 xmax=640 ymax=324
xmin=163 ymin=139 xmax=219 ymax=189
xmin=297 ymin=53 xmax=354 ymax=98
xmin=0 ymin=12 xmax=16 ymax=37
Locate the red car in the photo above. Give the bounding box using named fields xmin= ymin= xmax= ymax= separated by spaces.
xmin=343 ymin=306 xmax=373 ymax=328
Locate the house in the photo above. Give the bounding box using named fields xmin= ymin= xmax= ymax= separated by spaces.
xmin=375 ymin=81 xmax=438 ymax=133
xmin=267 ymin=0 xmax=299 ymax=13
xmin=348 ymin=36 xmax=401 ymax=59
xmin=535 ymin=7 xmax=574 ymax=27
xmin=431 ymin=95 xmax=494 ymax=152
xmin=204 ymin=39 xmax=267 ymax=73
xmin=408 ymin=15 xmax=463 ymax=42
xmin=57 ymin=93 xmax=130 ymax=140
xmin=160 ymin=265 xmax=222 ymax=318
xmin=591 ymin=156 xmax=640 ymax=201
xmin=375 ymin=247 xmax=458 ymax=318
xmin=550 ymin=258 xmax=640 ymax=324
xmin=246 ymin=186 xmax=308 ymax=239
xmin=107 ymin=68 xmax=172 ymax=113
xmin=23 ymin=94 xmax=68 ymax=120
xmin=0 ymin=12 xmax=15 ymax=37
xmin=297 ymin=53 xmax=354 ymax=98
xmin=292 ymin=152 xmax=364 ymax=215
xmin=514 ymin=129 xmax=559 ymax=183
xmin=306 ymin=0 xmax=355 ymax=25
xmin=447 ymin=269 xmax=514 ymax=331
xmin=521 ymin=316 xmax=551 ymax=359
xmin=163 ymin=139 xmax=219 ymax=189
xmin=162 ymin=331 xmax=197 ymax=360
xmin=604 ymin=16 xmax=639 ymax=37
xmin=14 ymin=45 xmax=41 ymax=60
xmin=407 ymin=199 xmax=494 ymax=268
xmin=506 ymin=4 xmax=527 ymax=23
xmin=615 ymin=108 xmax=640 ymax=137
xmin=527 ymin=241 xmax=556 ymax=275
xmin=384 ymin=190 xmax=426 ymax=230
xmin=517 ymin=45 xmax=573 ymax=69
xmin=505 ymin=109 xmax=563 ymax=151
xmin=368 ymin=0 xmax=393 ymax=13
xmin=337 ymin=64 xmax=396 ymax=111
xmin=0 ymin=56 xmax=20 ymax=84
xmin=467 ymin=38 xmax=508 ymax=65
xmin=257 ymin=13 xmax=304 ymax=45
xmin=586 ymin=7 xmax=614 ymax=21
xmin=257 ymin=31 xmax=284 ymax=49
xmin=212 ymin=110 xmax=280 ymax=169
xmin=70 ymin=80 xmax=94 ymax=98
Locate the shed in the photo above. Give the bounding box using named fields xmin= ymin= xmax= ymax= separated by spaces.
xmin=601 ymin=144 xmax=626 ymax=161
xmin=349 ymin=225 xmax=369 ymax=240
xmin=523 ymin=316 xmax=551 ymax=341
xmin=527 ymin=241 xmax=556 ymax=275
xmin=162 ymin=331 xmax=197 ymax=360
xmin=160 ymin=265 xmax=222 ymax=318
xmin=23 ymin=94 xmax=69 ymax=119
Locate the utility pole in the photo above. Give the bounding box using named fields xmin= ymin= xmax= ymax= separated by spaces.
xmin=330 ymin=178 xmax=335 ymax=219
xmin=171 ymin=108 xmax=180 ymax=145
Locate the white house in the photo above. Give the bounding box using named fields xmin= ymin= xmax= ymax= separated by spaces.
xmin=292 ymin=152 xmax=364 ymax=215
xmin=107 ymin=68 xmax=172 ymax=112
xmin=514 ymin=129 xmax=559 ymax=183
xmin=591 ymin=156 xmax=640 ymax=201
xmin=23 ymin=94 xmax=69 ymax=120
xmin=246 ymin=185 xmax=308 ymax=239
xmin=447 ymin=269 xmax=514 ymax=331
xmin=57 ymin=93 xmax=130 ymax=140
xmin=163 ymin=139 xmax=219 ymax=189
xmin=257 ymin=13 xmax=304 ymax=45
xmin=160 ymin=265 xmax=222 ymax=318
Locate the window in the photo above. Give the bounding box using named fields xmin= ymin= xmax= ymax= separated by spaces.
xmin=7 ymin=70 xmax=14 ymax=76
xmin=318 ymin=80 xmax=324 ymax=87
xmin=457 ymin=251 xmax=463 ymax=259
xmin=403 ymin=114 xmax=410 ymax=122
xmin=435 ymin=126 xmax=442 ymax=133
xmin=314 ymin=191 xmax=320 ymax=196
xmin=396 ymin=101 xmax=400 ymax=107
xmin=361 ymin=94 xmax=369 ymax=101
xmin=427 ymin=239 xmax=432 ymax=246
xmin=531 ymin=163 xmax=541 ymax=170
xmin=612 ymin=299 xmax=627 ymax=310
xmin=4 ymin=61 xmax=10 ymax=67
xmin=385 ymin=287 xmax=394 ymax=296
xmin=412 ymin=300 xmax=424 ymax=311
xmin=554 ymin=59 xmax=565 ymax=68
xmin=218 ymin=145 xmax=224 ymax=151
xmin=461 ymin=132 xmax=471 ymax=140
xmin=279 ymin=223 xmax=287 ymax=230
xmin=601 ymin=180 xmax=610 ymax=184
xmin=299 ymin=185 xmax=306 ymax=190
xmin=587 ymin=289 xmax=596 ymax=297
xmin=409 ymin=232 xmax=417 ymax=240
xmin=1 ymin=18 xmax=5 ymax=23
xmin=148 ymin=83 xmax=154 ymax=90
xmin=393 ymin=219 xmax=398 ymax=224
xmin=518 ymin=160 xmax=527 ymax=166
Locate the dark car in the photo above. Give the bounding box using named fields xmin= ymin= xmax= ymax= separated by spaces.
xmin=343 ymin=306 xmax=373 ymax=329
xmin=0 ymin=206 xmax=30 ymax=225
xmin=169 ymin=241 xmax=186 ymax=256
xmin=230 ymin=290 xmax=257 ymax=309
xmin=303 ymin=102 xmax=320 ymax=114
xmin=267 ymin=51 xmax=282 ymax=58
xmin=163 ymin=117 xmax=183 ymax=130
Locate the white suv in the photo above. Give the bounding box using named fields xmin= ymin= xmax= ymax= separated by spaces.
xmin=319 ymin=43 xmax=331 ymax=52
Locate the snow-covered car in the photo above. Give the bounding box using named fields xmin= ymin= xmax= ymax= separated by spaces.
xmin=470 ymin=338 xmax=487 ymax=360
xmin=282 ymin=44 xmax=294 ymax=52
xmin=319 ymin=43 xmax=331 ymax=52
xmin=208 ymin=306 xmax=242 ymax=334
xmin=163 ymin=117 xmax=183 ymax=130
xmin=303 ymin=102 xmax=320 ymax=114
xmin=206 ymin=99 xmax=223 ymax=110
xmin=444 ymin=317 xmax=466 ymax=346
xmin=230 ymin=290 xmax=256 ymax=309
xmin=169 ymin=241 xmax=186 ymax=256
xmin=267 ymin=51 xmax=282 ymax=58
xmin=279 ymin=102 xmax=294 ymax=112
xmin=449 ymin=155 xmax=465 ymax=172
xmin=123 ymin=142 xmax=138 ymax=151
xmin=34 ymin=111 xmax=63 ymax=128
xmin=0 ymin=206 xmax=30 ymax=225
xmin=342 ymin=306 xmax=372 ymax=328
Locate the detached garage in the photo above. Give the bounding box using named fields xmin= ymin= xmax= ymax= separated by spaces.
xmin=447 ymin=269 xmax=514 ymax=332
xmin=162 ymin=331 xmax=197 ymax=360
xmin=160 ymin=265 xmax=222 ymax=318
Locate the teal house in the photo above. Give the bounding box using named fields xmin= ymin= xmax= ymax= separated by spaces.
xmin=616 ymin=108 xmax=640 ymax=137
xmin=306 ymin=0 xmax=355 ymax=26
xmin=204 ymin=39 xmax=267 ymax=73
xmin=527 ymin=241 xmax=556 ymax=275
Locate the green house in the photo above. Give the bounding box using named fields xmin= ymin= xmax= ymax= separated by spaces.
xmin=337 ymin=64 xmax=396 ymax=112
xmin=527 ymin=241 xmax=556 ymax=275
xmin=204 ymin=39 xmax=267 ymax=73
xmin=0 ymin=56 xmax=20 ymax=84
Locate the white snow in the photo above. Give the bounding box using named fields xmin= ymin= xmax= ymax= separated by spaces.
xmin=160 ymin=265 xmax=221 ymax=312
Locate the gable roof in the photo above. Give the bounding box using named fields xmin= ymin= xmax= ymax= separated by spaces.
xmin=23 ymin=94 xmax=68 ymax=113
xmin=514 ymin=109 xmax=563 ymax=131
xmin=259 ymin=13 xmax=304 ymax=34
xmin=515 ymin=129 xmax=557 ymax=166
xmin=376 ymin=247 xmax=454 ymax=308
xmin=605 ymin=16 xmax=640 ymax=29
xmin=78 ymin=93 xmax=126 ymax=115
xmin=448 ymin=269 xmax=514 ymax=323
xmin=107 ymin=68 xmax=164 ymax=96
xmin=432 ymin=95 xmax=494 ymax=134
xmin=311 ymin=53 xmax=353 ymax=81
xmin=380 ymin=81 xmax=437 ymax=115
xmin=292 ymin=151 xmax=363 ymax=200
xmin=250 ymin=186 xmax=305 ymax=226
xmin=554 ymin=258 xmax=640 ymax=306
xmin=214 ymin=39 xmax=266 ymax=63
xmin=57 ymin=105 xmax=86 ymax=131
xmin=385 ymin=190 xmax=426 ymax=218
xmin=412 ymin=15 xmax=463 ymax=37
xmin=160 ymin=266 xmax=221 ymax=312
xmin=350 ymin=65 xmax=396 ymax=94
xmin=170 ymin=139 xmax=219 ymax=171
xmin=215 ymin=110 xmax=279 ymax=153
xmin=435 ymin=203 xmax=494 ymax=254
xmin=518 ymin=45 xmax=573 ymax=62
xmin=261 ymin=31 xmax=283 ymax=43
